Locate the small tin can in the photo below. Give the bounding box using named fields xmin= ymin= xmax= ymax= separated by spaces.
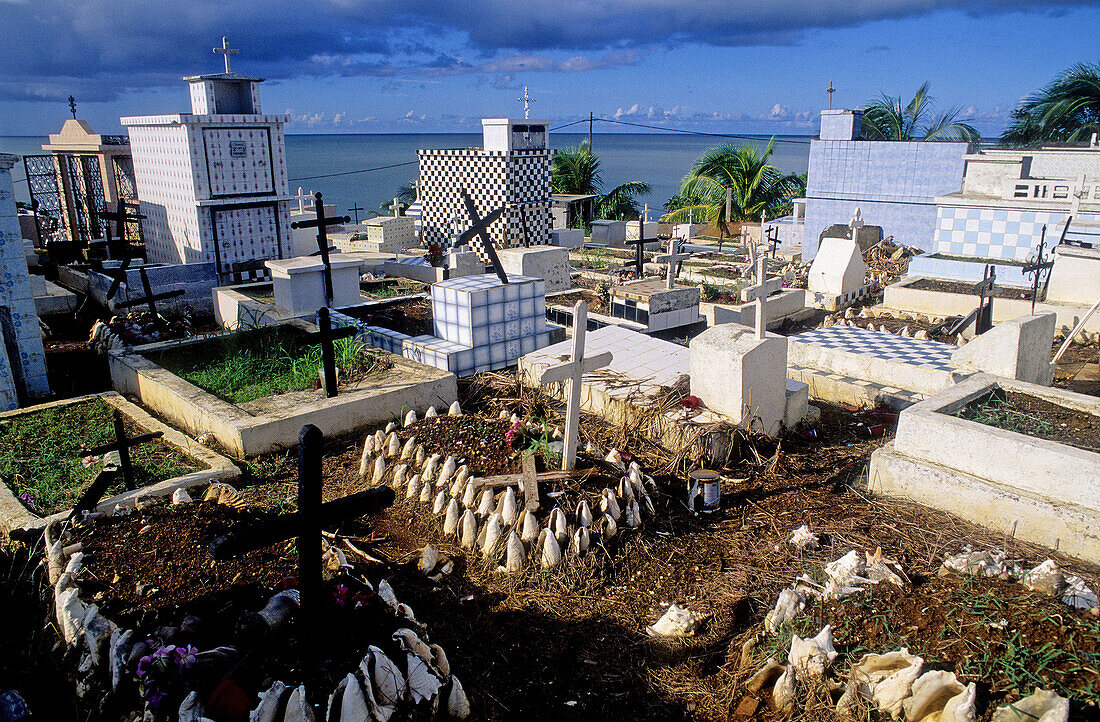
xmin=688 ymin=469 xmax=722 ymax=513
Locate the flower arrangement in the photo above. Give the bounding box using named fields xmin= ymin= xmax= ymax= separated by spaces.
xmin=136 ymin=643 xmax=199 ymax=711
xmin=425 ymin=242 xmax=445 ymax=267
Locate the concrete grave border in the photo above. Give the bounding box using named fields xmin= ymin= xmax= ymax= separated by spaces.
xmin=109 ymin=319 xmax=458 ymax=457
xmin=870 ymin=373 xmax=1100 ymax=563
xmin=0 ymin=391 xmax=240 ymax=535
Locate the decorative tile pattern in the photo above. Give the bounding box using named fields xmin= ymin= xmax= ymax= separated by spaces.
xmin=792 ymin=326 xmax=956 ymax=371
xmin=932 ymin=206 xmax=1078 ymax=261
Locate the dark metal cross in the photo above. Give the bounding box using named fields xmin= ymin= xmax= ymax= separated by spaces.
xmin=949 ymin=264 xmax=997 ymax=336
xmin=1023 ymin=226 xmax=1055 ymax=314
xmin=625 ymin=234 xmax=660 ymax=279
xmin=291 ymin=192 xmax=351 ymax=306
xmin=69 ymin=409 xmax=164 ymax=519
xmin=115 ymin=265 xmax=185 ymax=316
xmin=348 ymin=203 xmax=365 ymax=224
xmin=97 ymin=203 xmax=146 ymax=260
xmin=210 ymin=425 xmax=395 ymax=635
xmin=767 ymin=225 xmax=781 ymax=258
xmin=68 ymin=95 xmax=77 ymax=119
xmin=457 ymin=190 xmax=509 ymax=284
xmin=305 ymin=307 xmax=359 ymax=398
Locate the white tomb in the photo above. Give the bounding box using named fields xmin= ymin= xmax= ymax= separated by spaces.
xmin=497 ymin=245 xmax=571 ymax=293
xmin=626 ymin=220 xmax=659 ymax=241
xmin=551 ymin=227 xmax=584 ymax=249
xmin=590 ymin=220 xmax=627 ymax=247
xmin=951 ymin=313 xmax=1057 ymax=385
xmin=338 ymin=215 xmax=416 ymax=254
xmin=265 ymin=255 xmax=363 ymax=314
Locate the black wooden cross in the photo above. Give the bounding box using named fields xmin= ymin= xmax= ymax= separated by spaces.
xmin=456 ymin=190 xmax=509 ymax=284
xmin=210 ymin=425 xmax=395 ymax=632
xmin=625 ymin=236 xmax=660 ymax=278
xmin=69 ymin=409 xmax=163 ymax=519
xmin=97 ymin=203 xmax=146 ymax=260
xmin=291 ymin=192 xmax=351 ymax=306
xmin=305 ymin=307 xmax=358 ymax=398
xmin=949 ymin=264 xmax=996 ymax=336
xmin=115 ymin=265 xmax=185 ymax=316
xmin=1023 ymin=226 xmax=1055 ymax=314
xmin=348 ymin=203 xmax=365 ymax=224
xmin=767 ymin=225 xmax=781 ymax=258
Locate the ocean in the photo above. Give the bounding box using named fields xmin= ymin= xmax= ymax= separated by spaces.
xmin=0 ymin=132 xmax=810 ymax=218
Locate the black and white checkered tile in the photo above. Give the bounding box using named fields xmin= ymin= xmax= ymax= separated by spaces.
xmin=792 ymin=326 xmax=956 ymax=371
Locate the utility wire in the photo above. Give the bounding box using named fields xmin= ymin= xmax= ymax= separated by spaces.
xmin=590 ymin=117 xmax=814 ymax=144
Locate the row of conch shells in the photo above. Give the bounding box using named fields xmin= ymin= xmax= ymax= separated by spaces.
xmin=942 ymin=548 xmax=1098 ymax=612
xmin=823 ymin=314 xmax=936 ymax=340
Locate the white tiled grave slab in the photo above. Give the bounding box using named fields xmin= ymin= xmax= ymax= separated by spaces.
xmin=792 ymin=326 xmax=956 ymax=372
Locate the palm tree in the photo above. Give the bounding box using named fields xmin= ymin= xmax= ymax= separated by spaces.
xmin=1001 ymin=63 xmax=1100 ymax=146
xmin=661 ymin=139 xmax=805 ymax=237
xmin=860 ymin=82 xmax=981 ymax=146
xmin=551 ymin=140 xmax=652 ymax=222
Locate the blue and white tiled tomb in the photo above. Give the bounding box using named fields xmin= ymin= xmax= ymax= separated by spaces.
xmin=333 ymin=274 xmax=553 ymax=377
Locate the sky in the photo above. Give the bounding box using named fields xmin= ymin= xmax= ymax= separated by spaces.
xmin=0 ymin=0 xmax=1098 ymax=137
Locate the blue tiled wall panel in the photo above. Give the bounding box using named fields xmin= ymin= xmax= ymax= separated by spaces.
xmin=932 ymin=207 xmax=1098 ymax=261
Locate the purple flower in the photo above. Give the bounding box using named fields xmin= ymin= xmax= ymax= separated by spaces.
xmin=173 ymin=645 xmax=198 ymax=671
xmin=152 ymin=644 xmax=177 ymax=660
xmin=147 ymin=690 xmax=167 ymax=710
xmin=136 ymin=654 xmax=154 ymax=677
xmin=333 ymin=583 xmax=349 ymax=607
xmin=18 ymin=492 xmax=35 ymax=507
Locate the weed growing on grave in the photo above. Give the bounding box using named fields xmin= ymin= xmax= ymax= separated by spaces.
xmin=0 ymin=399 xmax=197 ymax=515
xmin=952 ymin=390 xmax=1056 ymax=438
xmin=150 ymin=327 xmax=388 ymax=405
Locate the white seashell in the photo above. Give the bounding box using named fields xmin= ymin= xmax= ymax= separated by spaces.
xmin=385 ymin=431 xmax=400 ymax=457
xmin=900 ymin=325 xmax=911 ymax=337
xmin=448 ymin=401 xmax=461 ymax=416
xmin=172 ymin=488 xmax=193 ymax=505
xmin=510 ymin=412 xmax=520 ymax=425
xmin=539 ymin=529 xmax=561 ymax=569
xmin=405 ymin=653 xmax=442 ymax=705
xmin=956 ymin=336 xmax=966 ymax=347
xmin=914 ymin=329 xmax=929 ymax=340
xmin=392 ymin=464 xmax=408 ymax=491
xmin=400 ymin=437 xmax=417 ymax=461
xmin=422 ymin=454 xmax=441 ymax=482
xmin=405 ymin=473 xmax=421 ymax=500
xmin=447 ymin=676 xmax=471 ymax=719
xmin=415 ymin=446 xmax=426 ymax=467
xmin=843 ymin=648 xmax=924 ymax=719
xmin=600 ymin=513 xmax=618 ymax=540
xmin=385 ymin=421 xmax=396 ymax=433
xmin=429 ymin=643 xmax=450 ymax=677
xmin=503 ymin=531 xmax=525 ymax=573
xmin=788 ymin=625 xmax=837 ymax=680
xmin=82 ymin=604 xmax=117 ymax=668
xmin=576 ymin=499 xmax=593 ymax=528
xmin=903 ymin=670 xmax=976 ymax=722
xmin=641 ymin=491 xmax=656 ymax=517
xmin=499 ymin=409 xmax=509 ymax=419
xmin=549 ymin=507 xmax=568 ymax=538
xmin=404 ymin=409 xmax=417 ymax=427
xmin=520 ymin=510 xmax=540 ymax=544
xmin=625 ymin=500 xmax=641 ymax=528
xmin=600 ymin=488 xmax=621 ymax=522
xmin=498 ymin=487 xmax=518 ymax=526
xmin=1023 ymin=559 xmax=1066 ymax=597
xmin=392 ymin=628 xmax=433 ymax=663
xmin=647 ymin=603 xmax=705 ymax=637
xmin=363 ymin=645 xmax=406 ymax=708
xmin=282 ymin=685 xmax=314 ymax=722
xmin=443 ymin=499 xmax=461 ymax=536
xmin=605 ymin=448 xmax=624 ymax=470
xmin=476 ymin=489 xmax=495 ymax=518
xmin=418 ymin=480 xmax=433 ymax=503
xmin=618 ymin=477 xmax=635 ymax=504
xmin=363 ymin=434 xmax=376 ymax=458
xmin=764 ymin=588 xmax=808 ymax=635
xmin=788 ymin=524 xmax=819 ymax=550
xmin=454 ymin=465 xmax=469 ymax=487
xmin=377 ymin=579 xmax=400 ymax=612
xmin=460 ymin=509 xmax=478 ymax=549
xmin=991 ymin=689 xmax=1069 ymax=722
xmin=109 ymin=628 xmax=133 ymax=691
xmin=397 ymin=603 xmax=417 ymax=625
xmin=433 ymin=490 xmax=448 ymax=515
xmin=178 ymin=691 xmax=211 ymax=722
xmin=419 ymin=545 xmax=439 ymax=574
xmin=425 ymin=405 xmax=438 ymax=418
xmin=461 ymin=480 xmax=477 ymax=508
xmin=331 ymin=673 xmax=369 ymax=722
xmin=481 ymin=513 xmax=502 ymax=558
xmin=374 ymin=430 xmax=385 ymax=451
xmin=437 ymin=456 xmax=456 ymax=487
xmin=570 ymin=527 xmax=590 ymax=556
xmin=772 ymin=666 xmax=796 ymax=713
xmin=249 ymin=680 xmax=287 ymax=722
xmin=372 ymin=456 xmax=387 ymax=485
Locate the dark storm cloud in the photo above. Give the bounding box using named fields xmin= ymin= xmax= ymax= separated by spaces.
xmin=0 ymin=0 xmax=1095 ymax=100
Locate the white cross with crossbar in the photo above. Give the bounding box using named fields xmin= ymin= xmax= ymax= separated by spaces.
xmin=214 ymin=36 xmax=240 ymax=74
xmin=741 ymin=255 xmax=770 ymax=340
xmin=655 ymin=237 xmax=691 ymax=289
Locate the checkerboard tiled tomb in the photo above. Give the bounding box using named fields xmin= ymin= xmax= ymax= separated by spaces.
xmin=347 ymin=275 xmax=551 ymax=377
xmin=609 ymin=278 xmax=702 ymax=331
xmin=266 ymin=255 xmax=363 ymax=314
xmin=591 ymin=220 xmax=626 ymax=247
xmin=497 ymin=246 xmax=571 ymax=293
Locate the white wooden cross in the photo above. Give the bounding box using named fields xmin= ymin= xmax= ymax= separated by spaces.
xmin=642 ymin=203 xmax=650 ymax=222
xmin=655 ymin=237 xmax=691 ymax=289
xmin=539 ymin=301 xmax=613 ymax=471
xmin=296 ymin=187 xmax=312 ymax=214
xmin=849 ymin=207 xmax=864 ymax=243
xmin=214 ymin=36 xmax=240 ymax=74
xmin=744 ymin=234 xmax=759 ymax=279
xmin=389 ymin=197 xmax=402 ymax=217
xmin=741 ymin=255 xmax=770 ymax=340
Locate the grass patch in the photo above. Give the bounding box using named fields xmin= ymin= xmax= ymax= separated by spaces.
xmin=149 ymin=326 xmax=385 ymax=405
xmin=0 ymin=399 xmax=199 ymax=516
xmin=952 ymin=390 xmax=1056 ymax=437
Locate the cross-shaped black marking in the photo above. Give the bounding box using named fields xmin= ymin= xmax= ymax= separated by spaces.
xmin=291 ymin=193 xmax=351 ymax=306
xmin=69 ymin=409 xmax=163 ymax=519
xmin=97 ymin=203 xmax=146 ymax=260
xmin=114 ymin=265 xmax=185 ymax=316
xmin=210 ymin=425 xmax=395 ymax=632
xmin=767 ymin=225 xmax=781 ymax=258
xmin=949 ymin=264 xmax=996 ymax=336
xmin=624 ymin=235 xmax=660 ymax=278
xmin=457 ymin=190 xmax=509 ymax=284
xmin=348 ymin=203 xmax=365 ymax=224
xmin=1023 ymin=226 xmax=1055 ymax=315
xmin=305 ymin=307 xmax=359 ymax=398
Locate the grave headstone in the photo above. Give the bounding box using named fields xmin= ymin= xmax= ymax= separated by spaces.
xmin=950 ymin=312 xmax=1056 ymax=385
xmin=550 ymin=228 xmax=583 ymax=249
xmin=808 ymin=236 xmax=865 ymax=296
xmin=266 ymin=255 xmax=363 ymax=314
xmin=497 ymin=245 xmax=571 ymax=293
xmin=591 ymin=220 xmax=627 ymax=247
xmin=291 ymin=192 xmax=353 ymax=305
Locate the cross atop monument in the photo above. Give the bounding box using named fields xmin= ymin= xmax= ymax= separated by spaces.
xmin=655 ymin=237 xmax=691 ymax=290
xmin=641 ymin=203 xmax=650 ymax=222
xmin=826 ymin=81 xmax=836 ymax=109
xmin=291 ymin=192 xmax=351 ymax=306
xmin=849 ymin=207 xmax=864 ymax=243
xmin=295 ymin=187 xmax=312 ymax=214
xmin=68 ymin=95 xmax=77 ymax=119
xmin=741 ymin=255 xmax=770 ymax=340
xmin=214 ymin=36 xmax=240 ymax=74
xmin=517 ymin=86 xmax=535 ymax=119
xmin=538 ymin=301 xmax=613 ymax=471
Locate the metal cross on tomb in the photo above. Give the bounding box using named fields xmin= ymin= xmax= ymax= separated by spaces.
xmin=625 ymin=215 xmax=660 ymax=278
xmin=949 ymin=264 xmax=997 ymax=336
xmin=115 ymin=265 xmax=185 ymax=316
xmin=214 ymin=36 xmax=239 ymax=74
xmin=97 ymin=202 xmax=146 ymax=260
xmin=1023 ymin=225 xmax=1056 ymax=314
xmin=766 ymin=225 xmax=781 ymax=258
xmin=211 ymin=425 xmax=395 ymax=637
xmin=291 ymin=192 xmax=351 ymax=306
xmin=69 ymin=409 xmax=164 ymax=519
xmin=741 ymin=255 xmax=770 ymax=340
xmin=348 ymin=203 xmax=364 ymax=224
xmin=457 ymin=189 xmax=509 ymax=284
xmin=517 ymin=86 xmax=534 ymax=119
xmin=306 ymin=307 xmax=359 ymax=398
xmin=655 ymin=237 xmax=691 ymax=290
xmin=539 ymin=301 xmax=613 ymax=471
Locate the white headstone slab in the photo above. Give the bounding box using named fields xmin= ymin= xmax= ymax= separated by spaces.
xmin=808 ymin=237 xmax=865 ymax=296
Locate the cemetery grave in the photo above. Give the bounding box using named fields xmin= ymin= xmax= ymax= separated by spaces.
xmin=951 ymin=387 xmax=1100 ymax=453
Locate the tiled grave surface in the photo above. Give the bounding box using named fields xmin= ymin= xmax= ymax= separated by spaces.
xmin=609 ymin=279 xmax=702 ymax=332
xmin=791 ymin=326 xmax=956 ymax=371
